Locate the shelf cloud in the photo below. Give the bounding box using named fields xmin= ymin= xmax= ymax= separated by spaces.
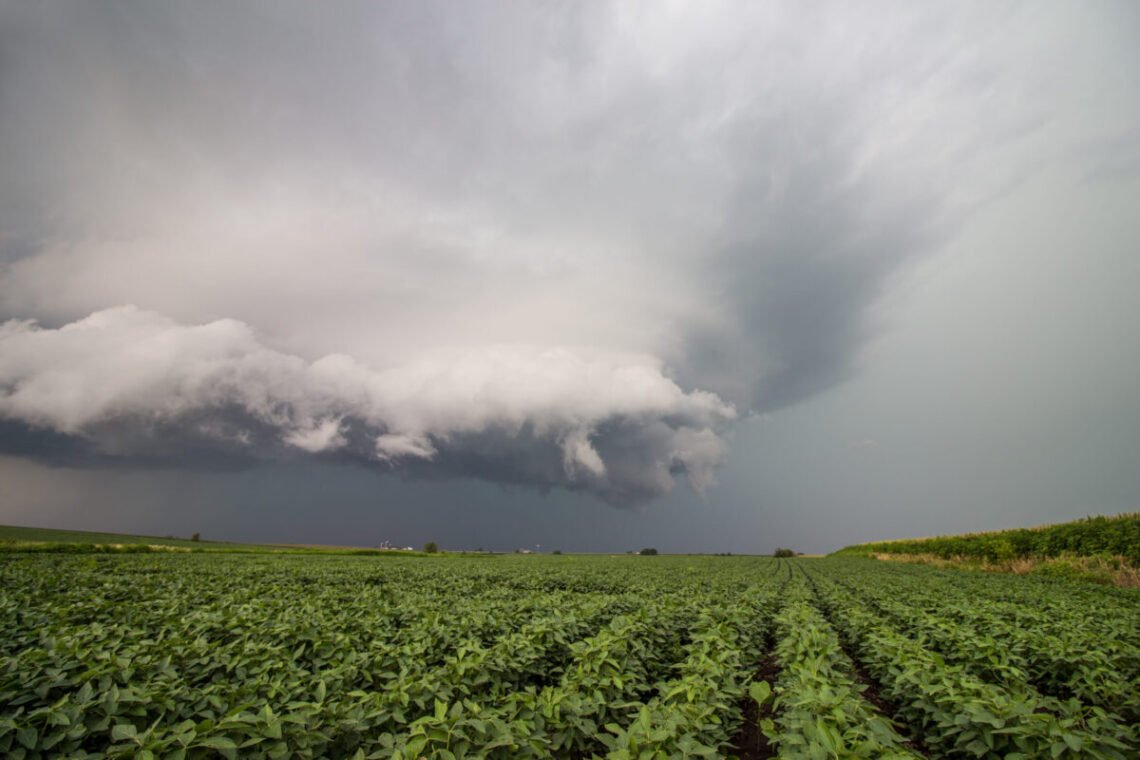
xmin=0 ymin=307 xmax=734 ymax=504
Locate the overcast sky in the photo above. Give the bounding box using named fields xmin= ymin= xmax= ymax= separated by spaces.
xmin=1 ymin=1 xmax=1138 ymax=552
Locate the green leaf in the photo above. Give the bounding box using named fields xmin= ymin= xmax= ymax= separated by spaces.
xmin=16 ymin=727 xmax=37 ymax=750
xmin=111 ymin=723 xmax=137 ymax=741
xmin=749 ymin=681 xmax=772 ymax=707
xmin=197 ymin=736 xmax=238 ymax=750
xmin=76 ymin=682 xmax=94 ymax=704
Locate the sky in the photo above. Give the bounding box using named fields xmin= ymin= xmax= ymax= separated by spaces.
xmin=1 ymin=1 xmax=1138 ymax=553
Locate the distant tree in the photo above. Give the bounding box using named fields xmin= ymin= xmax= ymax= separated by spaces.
xmin=640 ymin=547 xmax=659 ymax=555
xmin=423 ymin=541 xmax=439 ymax=554
xmin=774 ymin=547 xmax=795 ymax=557
xmin=552 ymin=549 xmax=562 ymax=555
xmin=191 ymin=532 xmax=201 ymax=542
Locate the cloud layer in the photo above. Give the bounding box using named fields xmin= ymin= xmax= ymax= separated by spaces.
xmin=1 ymin=1 xmax=1109 ymax=505
xmin=0 ymin=306 xmax=733 ymax=503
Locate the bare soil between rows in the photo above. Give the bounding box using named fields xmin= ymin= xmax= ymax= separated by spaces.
xmin=729 ymin=654 xmax=779 ymax=759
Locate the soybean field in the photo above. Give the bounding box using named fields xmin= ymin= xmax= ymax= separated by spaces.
xmin=2 ymin=553 xmax=1138 ymax=759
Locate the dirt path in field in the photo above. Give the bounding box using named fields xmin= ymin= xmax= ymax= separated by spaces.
xmin=729 ymin=654 xmax=779 ymax=759
xmin=846 ymin=658 xmax=930 ymax=755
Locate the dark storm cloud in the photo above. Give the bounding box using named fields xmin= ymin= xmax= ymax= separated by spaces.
xmin=0 ymin=415 xmax=269 ymax=471
xmin=0 ymin=421 xmax=95 ymax=466
xmin=0 ymin=1 xmax=1107 ymax=505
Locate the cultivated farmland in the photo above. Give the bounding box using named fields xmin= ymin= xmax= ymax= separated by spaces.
xmin=2 ymin=553 xmax=1138 ymax=758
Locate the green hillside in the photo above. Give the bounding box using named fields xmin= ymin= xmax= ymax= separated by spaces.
xmin=836 ymin=512 xmax=1140 ymax=563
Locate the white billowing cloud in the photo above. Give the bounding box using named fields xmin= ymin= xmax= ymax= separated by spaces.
xmin=0 ymin=307 xmax=735 ymax=503
xmin=285 ymin=418 xmax=346 ymax=454
xmin=374 ymin=433 xmax=436 ymax=462
xmin=561 ymin=427 xmax=607 ymax=480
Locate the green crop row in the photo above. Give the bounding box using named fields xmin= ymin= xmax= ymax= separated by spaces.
xmin=388 ymin=601 xmax=700 ymax=758
xmin=599 ymin=585 xmax=778 ymax=759
xmin=806 ymin=568 xmax=1136 ymax=758
xmin=831 ymin=566 xmax=1140 ymax=722
xmin=387 ymin=580 xmax=784 ymax=759
xmin=759 ymin=574 xmax=919 ymax=759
